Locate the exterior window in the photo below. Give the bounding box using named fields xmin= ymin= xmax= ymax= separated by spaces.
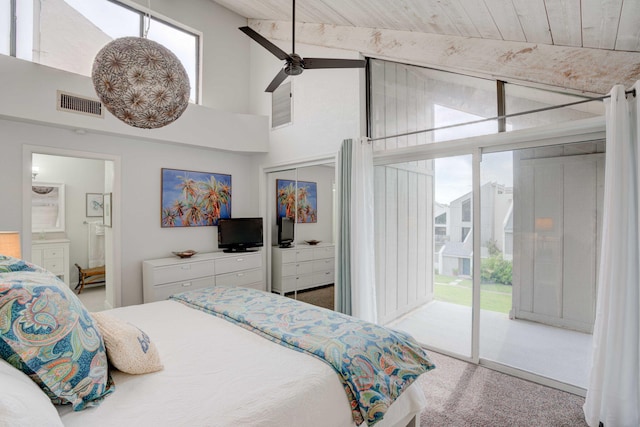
xmin=461 ymin=227 xmax=470 ymax=241
xmin=435 ymin=213 xmax=446 ymax=224
xmin=462 ymin=199 xmax=471 ymax=222
xmin=6 ymin=0 xmax=200 ymax=103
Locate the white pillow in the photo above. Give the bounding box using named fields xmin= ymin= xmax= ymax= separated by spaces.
xmin=0 ymin=358 xmax=64 ymax=427
xmin=91 ymin=312 xmax=164 ymax=374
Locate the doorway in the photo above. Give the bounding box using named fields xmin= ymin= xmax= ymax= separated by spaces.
xmin=23 ymin=145 xmax=120 ymax=310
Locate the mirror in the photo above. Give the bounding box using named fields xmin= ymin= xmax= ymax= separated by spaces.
xmin=268 ymin=163 xmax=336 ymax=310
xmin=32 ymin=182 xmax=66 ymax=233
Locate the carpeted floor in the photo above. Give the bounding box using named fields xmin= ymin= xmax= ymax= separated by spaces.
xmin=283 ymin=285 xmax=588 ymax=426
xmin=418 ymin=351 xmax=588 ymax=426
xmin=285 ymin=284 xmax=334 ymax=310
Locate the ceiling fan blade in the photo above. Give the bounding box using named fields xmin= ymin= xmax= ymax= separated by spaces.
xmin=265 ymin=69 xmax=289 ymax=93
xmin=239 ymin=26 xmax=291 ymax=61
xmin=303 ymin=58 xmax=366 ymax=69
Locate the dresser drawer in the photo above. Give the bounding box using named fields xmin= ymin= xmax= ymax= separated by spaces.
xmin=313 ymin=246 xmax=335 ymax=260
xmin=44 ymin=259 xmax=64 ymax=275
xmin=154 ymin=261 xmax=214 ymax=285
xmin=280 ymin=248 xmax=314 ymax=264
xmin=280 ymin=274 xmax=313 ymax=293
xmin=243 ymin=281 xmax=266 ymax=291
xmin=281 ymin=261 xmax=313 ymax=277
xmin=313 ymin=270 xmax=334 ymax=286
xmin=312 ymin=258 xmax=334 ymax=272
xmin=215 ymin=267 xmax=263 ymax=287
xmin=43 ymin=247 xmax=65 ymax=260
xmin=215 ymin=253 xmax=261 ymax=275
xmin=152 ymin=276 xmax=215 ymax=301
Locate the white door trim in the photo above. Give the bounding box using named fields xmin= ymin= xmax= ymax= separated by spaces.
xmin=22 ymin=145 xmax=122 ymax=309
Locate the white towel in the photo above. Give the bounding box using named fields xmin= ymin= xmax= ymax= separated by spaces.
xmin=87 ymin=221 xmax=105 ymax=268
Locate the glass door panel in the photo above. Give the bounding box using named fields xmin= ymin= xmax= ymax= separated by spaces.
xmin=479 ymin=142 xmax=603 ymax=388
xmin=380 ymin=154 xmax=473 ymax=358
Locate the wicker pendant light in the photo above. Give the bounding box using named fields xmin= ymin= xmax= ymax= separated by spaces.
xmin=92 ymin=37 xmax=190 ymax=129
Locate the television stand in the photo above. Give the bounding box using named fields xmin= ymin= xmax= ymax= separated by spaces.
xmin=223 ymin=248 xmax=258 ymax=253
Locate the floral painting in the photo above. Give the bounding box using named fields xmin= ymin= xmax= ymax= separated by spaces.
xmin=161 ymin=168 xmax=231 ymax=227
xmin=276 ymin=179 xmax=317 ymax=223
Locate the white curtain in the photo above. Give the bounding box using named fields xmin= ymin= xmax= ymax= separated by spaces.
xmin=335 ymin=138 xmax=377 ymax=323
xmin=583 ymin=83 xmax=640 ymax=427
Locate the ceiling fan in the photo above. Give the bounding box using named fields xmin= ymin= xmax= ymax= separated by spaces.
xmin=239 ymin=0 xmax=366 ymax=93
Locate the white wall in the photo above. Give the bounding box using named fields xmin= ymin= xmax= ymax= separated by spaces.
xmin=0 ymin=55 xmax=268 ymax=153
xmin=249 ymin=39 xmax=366 ymax=166
xmin=127 ymin=0 xmax=252 ymax=113
xmin=2 ymin=118 xmax=260 ymax=306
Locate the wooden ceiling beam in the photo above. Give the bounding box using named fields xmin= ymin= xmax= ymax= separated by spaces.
xmin=249 ymin=19 xmax=640 ymax=95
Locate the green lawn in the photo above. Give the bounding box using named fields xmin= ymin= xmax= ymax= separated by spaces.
xmin=434 ymin=275 xmax=512 ymax=314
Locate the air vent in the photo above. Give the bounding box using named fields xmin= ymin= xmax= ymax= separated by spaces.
xmin=271 ymin=82 xmax=292 ymax=129
xmin=56 ymin=91 xmax=104 ymax=118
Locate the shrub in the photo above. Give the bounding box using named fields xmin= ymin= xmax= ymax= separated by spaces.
xmin=481 ymin=255 xmax=512 ymax=286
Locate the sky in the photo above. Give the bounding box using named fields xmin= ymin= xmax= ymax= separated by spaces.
xmin=433 ymin=105 xmax=514 ymax=204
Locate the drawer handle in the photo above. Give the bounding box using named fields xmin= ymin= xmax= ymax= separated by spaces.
xmin=237 ymin=273 xmax=244 ymax=277
xmin=181 ymin=282 xmax=192 ymax=287
xmin=181 ymin=265 xmax=191 ymax=270
xmin=325 ymin=271 xmax=331 ymax=275
xmin=236 ymin=258 xmax=243 ymax=262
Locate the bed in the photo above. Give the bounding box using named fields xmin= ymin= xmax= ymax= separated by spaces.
xmin=0 ymin=255 xmax=434 ymax=427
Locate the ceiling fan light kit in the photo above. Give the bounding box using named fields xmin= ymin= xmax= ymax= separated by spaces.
xmin=239 ymin=0 xmax=365 ymax=93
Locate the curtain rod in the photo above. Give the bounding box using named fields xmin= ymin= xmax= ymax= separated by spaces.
xmin=368 ymin=89 xmax=636 ymax=143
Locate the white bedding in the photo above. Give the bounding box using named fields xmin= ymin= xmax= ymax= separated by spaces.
xmin=57 ymin=300 xmax=426 ymax=427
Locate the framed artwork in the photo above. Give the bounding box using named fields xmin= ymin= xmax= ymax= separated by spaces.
xmin=86 ymin=193 xmax=104 ymax=217
xmin=103 ymin=193 xmax=112 ymax=227
xmin=276 ymin=179 xmax=317 ymax=223
xmin=161 ymin=168 xmax=232 ymax=227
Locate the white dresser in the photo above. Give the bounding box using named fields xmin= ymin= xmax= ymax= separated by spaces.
xmin=31 ymin=239 xmax=71 ymax=287
xmin=271 ymin=243 xmax=335 ymax=294
xmin=142 ymin=251 xmax=264 ymax=303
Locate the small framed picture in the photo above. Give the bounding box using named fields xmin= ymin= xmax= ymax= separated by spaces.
xmin=86 ymin=193 xmax=103 ymax=217
xmin=103 ymin=193 xmax=112 ymax=227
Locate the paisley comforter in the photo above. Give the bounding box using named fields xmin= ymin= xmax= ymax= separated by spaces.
xmin=170 ymin=286 xmax=435 ymax=426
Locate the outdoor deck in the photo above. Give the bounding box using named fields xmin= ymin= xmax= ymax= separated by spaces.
xmin=388 ymin=300 xmax=593 ymax=390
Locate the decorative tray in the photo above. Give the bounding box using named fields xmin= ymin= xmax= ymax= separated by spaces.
xmin=305 ymin=240 xmax=321 ymax=245
xmin=172 ymin=250 xmax=197 ymax=258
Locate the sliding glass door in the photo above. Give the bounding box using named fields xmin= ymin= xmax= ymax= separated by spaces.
xmin=479 ymin=143 xmax=602 ymax=389
xmin=376 ymin=154 xmax=474 ymax=358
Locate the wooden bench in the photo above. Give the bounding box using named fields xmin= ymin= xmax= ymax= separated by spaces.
xmin=74 ymin=263 xmax=106 ymax=294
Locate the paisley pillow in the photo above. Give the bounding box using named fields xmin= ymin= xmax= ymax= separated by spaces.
xmin=0 ymin=255 xmax=36 ymax=273
xmin=0 ymin=278 xmax=115 ymax=410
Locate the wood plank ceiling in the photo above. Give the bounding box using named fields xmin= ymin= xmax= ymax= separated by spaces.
xmin=211 ymin=0 xmax=640 ymax=94
xmin=212 ymin=0 xmax=640 ymax=52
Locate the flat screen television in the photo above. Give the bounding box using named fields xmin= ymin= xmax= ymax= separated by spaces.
xmin=217 ymin=217 xmax=263 ymax=253
xmin=277 ymin=216 xmax=295 ymax=248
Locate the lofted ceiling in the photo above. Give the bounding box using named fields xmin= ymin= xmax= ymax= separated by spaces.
xmin=211 ymin=0 xmax=640 ymax=94
xmin=211 ymin=0 xmax=640 ymax=52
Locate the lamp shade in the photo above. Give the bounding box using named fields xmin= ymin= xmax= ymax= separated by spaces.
xmin=92 ymin=37 xmax=190 ymax=129
xmin=0 ymin=232 xmax=21 ymax=259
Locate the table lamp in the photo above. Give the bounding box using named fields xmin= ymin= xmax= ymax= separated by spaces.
xmin=0 ymin=231 xmax=21 ymax=258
